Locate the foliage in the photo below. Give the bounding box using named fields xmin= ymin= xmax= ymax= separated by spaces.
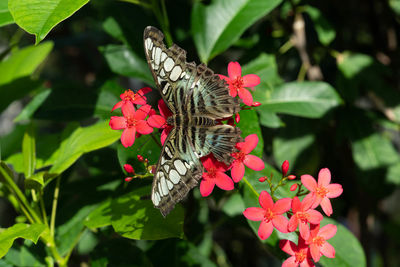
xmin=0 ymin=0 xmax=399 ymax=266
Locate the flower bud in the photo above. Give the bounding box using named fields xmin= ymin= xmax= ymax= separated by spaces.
xmin=252 ymin=102 xmax=261 ymax=107
xmin=281 ymin=160 xmax=289 ymax=176
xmin=125 ymin=177 xmax=133 ymax=182
xmin=235 ymin=113 xmax=240 ymax=123
xmin=288 ymin=175 xmax=296 ymax=180
xmin=259 ymin=176 xmax=266 ymax=182
xmin=123 ymin=164 xmax=134 ymax=174
xmin=137 ymin=155 xmax=144 ymax=162
xmin=290 ymin=184 xmax=298 ymax=191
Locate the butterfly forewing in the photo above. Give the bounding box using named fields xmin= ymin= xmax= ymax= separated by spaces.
xmin=144 ymin=26 xmax=242 ymax=216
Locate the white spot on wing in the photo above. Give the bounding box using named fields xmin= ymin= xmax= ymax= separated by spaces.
xmin=164 ymin=164 xmax=170 ymax=172
xmin=160 ymin=177 xmax=168 ymax=195
xmin=160 ymin=68 xmax=165 ymax=77
xmin=180 ymin=71 xmax=186 ymax=78
xmin=170 ymin=66 xmax=182 ymax=81
xmin=157 ymin=76 xmax=163 ymax=84
xmin=165 ymin=146 xmax=173 ymax=158
xmin=154 ymin=47 xmax=161 ymax=65
xmin=161 ymin=157 xmax=166 ymax=165
xmin=184 ymin=162 xmax=190 ymax=169
xmin=174 ymin=160 xmax=187 ymax=175
xmin=158 ymin=183 xmax=163 ymax=196
xmin=162 ymin=83 xmax=170 ymax=94
xmin=169 ymin=169 xmax=180 ymax=184
xmin=167 ymin=180 xmax=173 ymax=190
xmin=161 ymin=52 xmax=167 ymax=62
xmin=164 ymin=57 xmax=174 ymax=71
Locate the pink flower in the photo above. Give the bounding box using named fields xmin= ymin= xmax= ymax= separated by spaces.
xmin=243 ymin=191 xmax=291 ymax=240
xmin=288 ymin=196 xmax=323 ymax=240
xmin=200 ymin=155 xmax=234 ymax=197
xmin=111 ymin=87 xmax=152 ymax=112
xmin=301 ymin=168 xmax=343 ymax=216
xmin=306 ymin=224 xmax=337 ymax=262
xmin=147 ymin=99 xmax=173 ymax=145
xmin=231 ymin=134 xmax=265 ymax=182
xmin=280 ymin=238 xmax=315 ymax=267
xmin=123 ymin=164 xmax=134 ymax=174
xmin=219 ymin=62 xmax=260 ymax=106
xmin=282 ymin=160 xmax=289 ymax=176
xmin=109 ymin=102 xmax=153 ymax=147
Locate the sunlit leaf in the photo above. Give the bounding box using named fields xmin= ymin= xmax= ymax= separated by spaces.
xmin=304 ymin=5 xmax=336 ymax=45
xmin=0 ymin=1 xmax=13 ymax=27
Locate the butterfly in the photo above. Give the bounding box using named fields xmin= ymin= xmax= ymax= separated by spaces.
xmin=143 ymin=26 xmax=242 ymax=217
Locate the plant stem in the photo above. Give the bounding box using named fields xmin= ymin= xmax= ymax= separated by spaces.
xmin=242 ymin=177 xmax=260 ymax=198
xmin=151 ymin=0 xmax=173 ymax=46
xmin=50 ymin=176 xmax=61 ymax=237
xmin=40 ymin=190 xmax=48 ymax=226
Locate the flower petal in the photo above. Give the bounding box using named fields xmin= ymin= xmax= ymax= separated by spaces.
xmin=326 ymin=184 xmax=343 ymax=198
xmin=238 ymin=87 xmax=253 ymax=106
xmin=319 ymin=224 xmax=337 ymax=240
xmin=242 ymin=74 xmax=260 ymax=87
xmin=279 ymin=239 xmax=297 ymax=255
xmin=301 ymin=174 xmax=318 ymax=192
xmin=138 ymin=87 xmax=152 ymax=95
xmin=229 ymin=84 xmax=238 ymax=97
xmin=121 ymin=102 xmax=135 ymax=117
xmin=109 ymin=116 xmax=126 ymax=130
xmin=302 ymin=193 xmax=316 ymax=210
xmin=272 ymin=215 xmax=289 ymax=233
xmin=148 ymin=115 xmax=166 ymax=128
xmin=299 ymin=221 xmax=310 ymax=240
xmin=320 ymin=242 xmax=335 ymax=258
xmin=231 ymin=161 xmax=245 ymax=182
xmin=111 ymin=101 xmax=123 ymax=112
xmin=291 ymin=196 xmax=302 ymax=213
xmin=288 ymin=215 xmax=298 ymax=232
xmin=215 ymin=172 xmax=234 ymax=191
xmin=307 ymin=209 xmax=323 ymax=224
xmin=258 ymin=220 xmax=273 ymax=240
xmin=202 ymin=157 xmax=215 ymax=170
xmin=136 ymin=120 xmax=153 ymax=135
xmin=218 ymin=74 xmax=230 ymax=82
xmin=318 ymin=168 xmax=331 ymax=186
xmin=121 ymin=127 xmax=136 ymax=147
xmin=272 ymin=198 xmax=292 ymax=214
xmin=244 ymin=155 xmax=265 ymax=171
xmin=136 ymin=104 xmax=151 ymax=120
xmin=228 ymin=61 xmax=242 ymax=79
xmin=282 ymin=256 xmax=297 ymax=267
xmin=241 ymin=134 xmax=259 ymax=154
xmin=200 ymin=179 xmax=215 ymax=197
xmin=320 ymin=197 xmax=333 ymax=216
xmin=161 ymin=127 xmax=171 ymax=145
xmin=243 ymin=207 xmax=265 ymax=221
xmin=158 ymin=99 xmax=172 ymax=118
xmin=259 ymin=191 xmax=273 ymax=209
xmin=310 ymin=243 xmax=321 ymax=263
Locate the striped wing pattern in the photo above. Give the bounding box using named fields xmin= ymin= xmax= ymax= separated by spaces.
xmin=144 ymin=26 xmax=241 ymax=216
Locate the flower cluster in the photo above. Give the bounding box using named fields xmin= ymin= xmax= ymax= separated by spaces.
xmin=243 ymin=164 xmax=343 ymax=266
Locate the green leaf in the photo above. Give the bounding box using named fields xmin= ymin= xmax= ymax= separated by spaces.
xmin=111 ymin=186 xmax=184 ymax=240
xmin=389 ymin=0 xmax=400 ymax=16
xmin=0 ymin=1 xmax=13 ymax=27
xmin=191 ymin=0 xmax=283 ymax=63
xmin=258 ymin=81 xmax=342 ymax=118
xmin=48 ymin=120 xmax=121 ymax=176
xmin=4 ymin=240 xmax=46 ymax=267
xmin=338 ymin=53 xmax=374 ymax=79
xmin=14 ymin=88 xmax=51 ymax=122
xmin=24 ymin=172 xmax=44 ymax=191
xmin=387 ymin=162 xmax=400 ymax=184
xmin=84 ymin=199 xmax=112 ymax=229
xmin=236 ymin=109 xmax=263 ymax=157
xmin=319 ymin=218 xmax=366 ymax=267
xmin=304 ymin=5 xmax=336 ymax=45
xmin=22 ymin=125 xmax=36 ymax=178
xmin=8 ymin=0 xmax=89 ymax=44
xmin=273 ymin=134 xmax=315 ymax=169
xmin=0 ymin=42 xmax=52 ymax=86
xmin=222 ymin=193 xmax=245 ymax=217
xmin=352 ymin=132 xmax=400 ymax=170
xmin=0 ymin=224 xmax=46 ymax=259
xmin=100 ymin=45 xmax=153 ymax=85
xmin=258 ymin=110 xmax=284 ymax=128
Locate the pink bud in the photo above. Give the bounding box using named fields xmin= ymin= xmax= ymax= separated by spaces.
xmin=281 ymin=160 xmax=289 ymax=176
xmin=123 ymin=164 xmax=134 ymax=174
xmin=259 ymin=176 xmax=266 ymax=182
xmin=125 ymin=177 xmax=133 ymax=182
xmin=290 ymin=184 xmax=297 ymax=191
xmin=235 ymin=113 xmax=240 ymax=123
xmin=144 ymin=158 xmax=149 ymax=163
xmin=252 ymin=102 xmax=261 ymax=107
xmin=137 ymin=155 xmax=144 ymax=162
xmin=288 ymin=175 xmax=296 ymax=180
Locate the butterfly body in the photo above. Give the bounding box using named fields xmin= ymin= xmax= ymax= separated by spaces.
xmin=144 ymin=26 xmax=241 ymax=216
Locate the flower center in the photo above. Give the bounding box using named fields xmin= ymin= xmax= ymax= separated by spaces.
xmin=312 ymin=236 xmax=325 ymax=247
xmin=294 ymin=250 xmax=307 ymax=263
xmin=316 ymin=186 xmax=329 ymax=198
xmin=232 ymin=151 xmax=246 ymax=162
xmin=123 ymin=89 xmax=137 ymax=101
xmin=296 ymin=212 xmax=310 ymax=223
xmin=126 ymin=116 xmax=137 ymax=128
xmin=231 ymin=77 xmax=244 ymax=89
xmin=264 ymin=208 xmax=275 ymax=222
xmin=207 ymin=167 xmax=217 ymax=178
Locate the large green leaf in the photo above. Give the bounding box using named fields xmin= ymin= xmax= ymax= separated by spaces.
xmin=48 ymin=120 xmax=121 ymax=176
xmin=304 ymin=5 xmax=336 ymax=46
xmin=257 ymin=81 xmax=342 ymax=118
xmin=8 ymin=0 xmax=89 ymax=44
xmin=111 ymin=186 xmax=184 ymax=240
xmin=14 ymin=88 xmax=51 ymax=123
xmin=0 ymin=224 xmax=46 ymax=259
xmin=0 ymin=1 xmax=13 ymax=27
xmin=22 ymin=125 xmax=36 ymax=178
xmin=100 ymin=45 xmax=153 ymax=85
xmin=191 ymin=0 xmax=283 ymax=63
xmin=319 ymin=218 xmax=366 ymax=267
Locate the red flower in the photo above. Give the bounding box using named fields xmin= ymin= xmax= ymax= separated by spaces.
xmin=147 ymin=99 xmax=173 ymax=145
xmin=123 ymin=164 xmax=134 ymax=174
xmin=288 ymin=196 xmax=323 ymax=240
xmin=301 ymin=168 xmax=343 ymax=216
xmin=111 ymin=87 xmax=152 ymax=112
xmin=200 ymin=155 xmax=234 ymax=197
xmin=243 ymin=191 xmax=291 ymax=240
xmin=280 ymin=238 xmax=315 ymax=267
xmin=219 ymin=62 xmax=260 ymax=106
xmin=282 ymin=160 xmax=289 ymax=176
xmin=306 ymin=224 xmax=337 ymax=262
xmin=231 ymin=134 xmax=265 ymax=182
xmin=109 ymin=102 xmax=153 ymax=147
